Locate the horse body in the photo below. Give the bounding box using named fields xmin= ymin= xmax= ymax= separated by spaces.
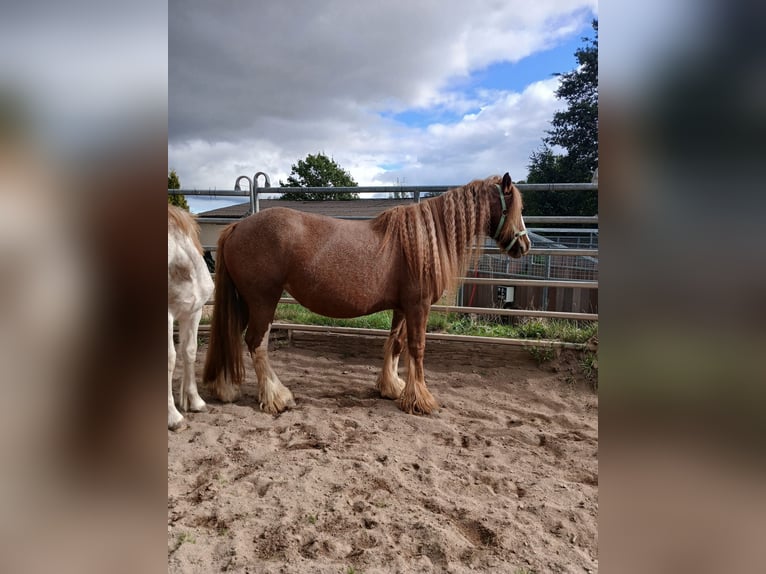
xmin=228 ymin=208 xmax=402 ymax=319
xmin=204 ymin=173 xmax=530 ymax=415
xmin=168 ymin=205 xmax=214 ymax=430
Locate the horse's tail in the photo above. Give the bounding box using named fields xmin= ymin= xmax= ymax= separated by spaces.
xmin=203 ymin=223 xmax=247 ymax=402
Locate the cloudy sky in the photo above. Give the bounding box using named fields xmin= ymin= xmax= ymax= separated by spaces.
xmin=169 ymin=0 xmax=598 ymax=210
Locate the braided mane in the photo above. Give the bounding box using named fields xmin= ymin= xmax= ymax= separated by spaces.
xmin=372 ymin=176 xmax=503 ymax=299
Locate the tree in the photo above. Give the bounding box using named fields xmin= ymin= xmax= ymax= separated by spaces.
xmin=524 ymin=19 xmax=598 ymax=215
xmin=524 ymin=145 xmax=597 ymax=216
xmin=526 ymin=145 xmax=580 ymax=183
xmin=168 ymin=169 xmax=189 ymax=210
xmin=279 ymin=153 xmax=359 ymax=200
xmin=545 ymin=18 xmax=598 ymax=181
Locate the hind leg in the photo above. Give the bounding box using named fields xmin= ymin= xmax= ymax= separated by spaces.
xmin=376 ymin=309 xmax=407 ymax=399
xmin=244 ymin=299 xmax=295 ymax=414
xmin=178 ymin=308 xmax=207 ymax=413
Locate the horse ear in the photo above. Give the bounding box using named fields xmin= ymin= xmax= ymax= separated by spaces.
xmin=502 ymin=172 xmax=512 ymax=192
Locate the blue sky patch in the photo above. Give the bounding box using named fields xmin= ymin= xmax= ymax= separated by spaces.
xmin=382 ymin=31 xmax=588 ymax=130
xmin=473 ymin=34 xmax=585 ymax=93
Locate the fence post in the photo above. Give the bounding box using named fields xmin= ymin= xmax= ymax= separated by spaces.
xmin=253 ymin=172 xmax=271 ymax=214
xmin=235 ymin=175 xmax=253 ymax=214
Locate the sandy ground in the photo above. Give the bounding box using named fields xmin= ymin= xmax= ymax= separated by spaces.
xmin=168 ymin=332 xmax=598 ymax=573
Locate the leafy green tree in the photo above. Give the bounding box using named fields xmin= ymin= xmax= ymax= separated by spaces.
xmin=546 ymin=18 xmax=598 ymax=180
xmin=279 ymin=153 xmax=359 ymax=200
xmin=524 ymin=146 xmax=597 ymax=216
xmin=526 ymin=145 xmax=581 ymax=184
xmin=168 ymin=169 xmax=189 ymax=210
xmin=524 ymin=19 xmax=598 ymax=216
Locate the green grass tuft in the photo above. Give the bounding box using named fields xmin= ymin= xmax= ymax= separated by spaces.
xmin=273 ymin=304 xmax=596 ymax=343
xmin=580 ymin=351 xmax=598 ymax=389
xmin=527 ymin=346 xmax=556 ymax=365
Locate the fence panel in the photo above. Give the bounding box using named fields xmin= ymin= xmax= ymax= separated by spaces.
xmin=171 ymin=176 xmax=598 ymax=329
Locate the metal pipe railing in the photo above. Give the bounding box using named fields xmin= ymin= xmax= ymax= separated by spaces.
xmin=177 ymin=173 xmax=599 ymax=325
xmin=201 ymin=244 xmax=598 ymax=257
xmin=169 ymin=182 xmax=597 ymax=199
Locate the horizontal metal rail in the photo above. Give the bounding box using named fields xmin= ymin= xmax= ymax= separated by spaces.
xmin=193 ymin=323 xmax=592 ymax=350
xmin=432 ymin=305 xmax=596 ymax=321
xmin=197 ymin=215 xmax=598 ymax=225
xmin=205 ymin=275 xmax=598 ymax=292
xmin=517 ymin=248 xmax=597 ymax=256
xmin=293 ymin=215 xmax=599 ymax=224
xmin=523 ymin=216 xmax=598 ymax=224
xmin=459 ymin=245 xmax=599 ymax=256
xmin=457 ymin=277 xmax=598 ymax=289
xmin=530 ymin=227 xmax=598 ymax=233
xmin=201 ymin=245 xmax=598 ymax=257
xmin=170 ymin=183 xmax=597 ymax=196
xmin=170 ymin=189 xmax=251 ymax=197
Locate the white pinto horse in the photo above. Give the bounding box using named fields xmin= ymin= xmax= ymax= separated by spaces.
xmin=168 ymin=205 xmax=214 ymax=430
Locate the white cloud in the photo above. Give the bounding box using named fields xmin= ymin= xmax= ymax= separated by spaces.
xmin=169 ymin=0 xmax=596 ymax=189
xmin=169 ymin=76 xmax=564 ymax=188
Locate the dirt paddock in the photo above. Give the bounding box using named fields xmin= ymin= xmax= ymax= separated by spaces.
xmin=168 ymin=332 xmax=598 ymax=573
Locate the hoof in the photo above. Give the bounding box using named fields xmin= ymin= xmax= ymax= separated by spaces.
xmin=214 ymin=380 xmax=240 ymax=403
xmin=168 ymin=417 xmax=187 ymax=432
xmin=376 ymin=375 xmax=406 ymax=400
xmin=189 ymin=401 xmax=208 ymax=413
xmin=181 ymin=396 xmax=207 ymax=413
xmin=260 ymin=388 xmax=295 ymax=415
xmin=260 ymin=402 xmax=284 ymax=415
xmin=260 ymin=396 xmax=295 ymax=415
xmin=397 ymin=392 xmax=438 ymax=416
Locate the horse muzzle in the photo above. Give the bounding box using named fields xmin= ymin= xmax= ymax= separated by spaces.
xmin=505 ymin=229 xmax=530 ymax=258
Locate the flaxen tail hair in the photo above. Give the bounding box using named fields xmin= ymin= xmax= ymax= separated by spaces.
xmin=372 ymin=176 xmax=500 ymax=300
xmin=203 ymin=223 xmax=248 ymax=393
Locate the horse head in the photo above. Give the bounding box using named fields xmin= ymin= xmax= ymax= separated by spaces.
xmin=493 ymin=173 xmax=531 ymax=258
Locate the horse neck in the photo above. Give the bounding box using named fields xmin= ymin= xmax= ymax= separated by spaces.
xmin=438 ymin=182 xmax=493 ymax=251
xmin=409 ymin=183 xmax=490 ymax=293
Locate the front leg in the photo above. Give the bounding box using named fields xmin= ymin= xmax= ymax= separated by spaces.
xmin=168 ymin=312 xmax=185 ymax=430
xmin=251 ymin=322 xmax=295 ymax=414
xmin=376 ymin=309 xmax=407 ymax=399
xmin=397 ymin=305 xmax=438 ymax=415
xmin=178 ymin=310 xmax=207 ymax=413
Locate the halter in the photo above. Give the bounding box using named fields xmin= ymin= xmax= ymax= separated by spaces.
xmin=493 ymin=184 xmax=528 ymax=253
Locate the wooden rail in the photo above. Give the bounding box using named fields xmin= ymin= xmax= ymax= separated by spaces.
xmin=193 ymin=323 xmax=593 ymax=350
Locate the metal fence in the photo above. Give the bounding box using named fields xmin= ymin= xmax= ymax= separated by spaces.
xmin=169 ymin=173 xmax=598 ymax=335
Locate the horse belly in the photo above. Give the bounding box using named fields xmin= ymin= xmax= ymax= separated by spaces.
xmin=286 ymin=274 xmax=392 ymax=319
xmin=274 ymin=214 xmax=397 ymax=317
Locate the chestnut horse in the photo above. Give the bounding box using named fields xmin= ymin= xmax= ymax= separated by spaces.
xmin=203 ymin=173 xmax=530 ymax=415
xmin=168 ymin=205 xmax=215 ymax=429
